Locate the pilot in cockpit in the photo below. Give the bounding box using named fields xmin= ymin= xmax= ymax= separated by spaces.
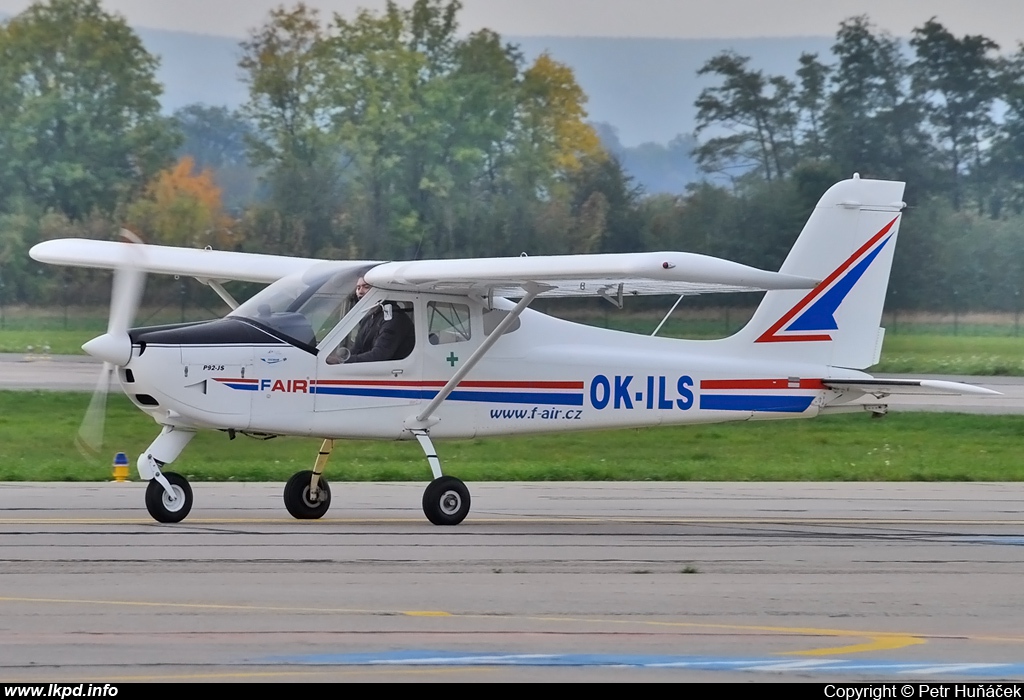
xmin=326 ymin=276 xmax=415 ymax=364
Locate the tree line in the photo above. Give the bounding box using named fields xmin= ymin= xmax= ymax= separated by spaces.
xmin=3 ymin=0 xmax=1024 ymax=313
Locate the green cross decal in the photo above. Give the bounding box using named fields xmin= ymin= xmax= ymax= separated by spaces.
xmin=446 ymin=352 xmax=459 ymax=367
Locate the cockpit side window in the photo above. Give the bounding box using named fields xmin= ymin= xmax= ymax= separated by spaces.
xmin=326 ymin=300 xmax=416 ymax=364
xmin=427 ymin=301 xmax=471 ymax=345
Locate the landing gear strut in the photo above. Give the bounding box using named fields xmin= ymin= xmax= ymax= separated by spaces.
xmin=414 ymin=430 xmax=470 ymax=525
xmin=138 ymin=426 xmax=197 ymax=524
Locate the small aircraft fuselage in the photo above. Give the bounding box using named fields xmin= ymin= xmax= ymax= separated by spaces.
xmin=121 ymin=279 xmax=857 ymax=442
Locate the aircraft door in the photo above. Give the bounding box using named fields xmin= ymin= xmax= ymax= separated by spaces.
xmin=422 ymin=297 xmax=482 ymax=388
xmin=247 ymin=346 xmax=319 ymax=435
xmin=313 ymin=293 xmax=423 ymax=436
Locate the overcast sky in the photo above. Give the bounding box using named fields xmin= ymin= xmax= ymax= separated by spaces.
xmin=3 ymin=0 xmax=1024 ymax=48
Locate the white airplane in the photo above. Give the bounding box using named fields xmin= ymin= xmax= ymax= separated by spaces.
xmin=29 ymin=175 xmax=998 ymax=525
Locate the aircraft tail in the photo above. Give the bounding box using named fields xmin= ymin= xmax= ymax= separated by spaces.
xmin=726 ymin=176 xmax=906 ymax=370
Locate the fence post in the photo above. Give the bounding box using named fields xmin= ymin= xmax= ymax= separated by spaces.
xmin=1016 ymin=290 xmax=1020 ymax=337
xmin=953 ymin=290 xmax=959 ymax=337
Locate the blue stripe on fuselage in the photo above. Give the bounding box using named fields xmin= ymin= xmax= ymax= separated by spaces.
xmin=311 ymin=386 xmax=584 ymax=406
xmin=699 ymin=394 xmax=814 ymax=412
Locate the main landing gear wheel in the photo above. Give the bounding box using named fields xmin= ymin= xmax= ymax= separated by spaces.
xmin=422 ymin=476 xmax=470 ymax=526
xmin=284 ymin=470 xmax=332 ymax=519
xmin=144 ymin=472 xmax=193 ymax=523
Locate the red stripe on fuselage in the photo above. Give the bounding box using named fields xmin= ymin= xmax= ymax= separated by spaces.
xmin=312 ymin=379 xmax=584 ymax=389
xmin=701 ymin=378 xmax=827 ymax=390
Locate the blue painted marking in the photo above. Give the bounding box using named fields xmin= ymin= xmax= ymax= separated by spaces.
xmin=310 ymin=387 xmax=584 ymax=406
xmin=787 ymin=236 xmax=892 ymax=332
xmin=221 ymin=383 xmax=258 ymax=391
xmin=258 ymin=650 xmax=1024 ymax=677
xmin=946 ymin=536 xmax=1024 ymax=546
xmin=699 ymin=395 xmax=815 ymax=413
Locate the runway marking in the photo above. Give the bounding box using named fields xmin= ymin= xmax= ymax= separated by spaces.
xmin=0 ymin=595 xmax=934 ymax=656
xmin=13 ymin=596 xmax=1024 ymax=658
xmin=259 ymin=650 xmax=1024 ymax=677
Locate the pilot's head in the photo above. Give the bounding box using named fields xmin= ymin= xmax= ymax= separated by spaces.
xmin=355 ymin=276 xmax=371 ymax=300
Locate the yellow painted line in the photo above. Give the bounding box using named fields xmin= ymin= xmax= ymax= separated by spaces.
xmin=788 ymin=635 xmax=926 ymax=656
xmin=0 ymin=594 xmax=932 ymax=656
xmin=8 ymin=594 xmax=1024 ymax=657
xmin=529 ymin=615 xmax=928 ymax=654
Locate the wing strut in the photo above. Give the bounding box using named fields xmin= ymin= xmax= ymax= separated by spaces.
xmin=406 ymin=284 xmax=548 ymax=429
xmin=196 ymin=278 xmax=239 ymax=310
xmin=651 ymin=294 xmax=685 ymax=337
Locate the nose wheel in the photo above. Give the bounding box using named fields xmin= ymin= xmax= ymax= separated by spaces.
xmin=422 ymin=476 xmax=470 ymax=526
xmin=144 ymin=472 xmax=193 ymax=523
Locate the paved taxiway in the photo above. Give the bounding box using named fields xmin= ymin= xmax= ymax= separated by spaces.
xmin=3 ymin=482 xmax=1024 ymax=682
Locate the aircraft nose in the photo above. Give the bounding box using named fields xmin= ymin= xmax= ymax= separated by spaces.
xmin=82 ymin=332 xmax=133 ymax=366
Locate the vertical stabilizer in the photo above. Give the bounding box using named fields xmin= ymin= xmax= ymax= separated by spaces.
xmin=727 ymin=176 xmax=906 ymax=369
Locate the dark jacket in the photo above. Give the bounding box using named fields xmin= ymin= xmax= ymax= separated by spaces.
xmin=347 ymin=303 xmax=415 ymax=363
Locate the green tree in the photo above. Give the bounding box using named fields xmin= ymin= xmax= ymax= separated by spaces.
xmin=694 ymin=51 xmax=797 ymax=184
xmin=239 ymin=3 xmax=343 ymax=256
xmin=981 ymin=49 xmax=1024 ymax=216
xmin=910 ymin=18 xmax=1000 ymax=211
xmin=242 ymin=0 xmax=602 ymax=260
xmin=0 ymin=0 xmax=178 ymax=219
xmin=823 ymin=16 xmax=932 ymax=186
xmin=794 ymin=53 xmax=832 ymax=161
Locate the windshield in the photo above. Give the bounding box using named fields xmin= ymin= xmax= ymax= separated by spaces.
xmin=230 ymin=264 xmax=372 ymax=347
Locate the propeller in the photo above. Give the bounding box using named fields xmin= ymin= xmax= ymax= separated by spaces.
xmin=76 ymin=230 xmax=147 ymax=458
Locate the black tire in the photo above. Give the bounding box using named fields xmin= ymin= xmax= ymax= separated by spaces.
xmin=284 ymin=470 xmax=332 ymax=519
xmin=422 ymin=476 xmax=470 ymax=526
xmin=144 ymin=472 xmax=193 ymax=523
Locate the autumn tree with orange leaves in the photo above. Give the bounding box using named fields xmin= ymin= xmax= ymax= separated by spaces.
xmin=126 ymin=157 xmax=236 ymax=249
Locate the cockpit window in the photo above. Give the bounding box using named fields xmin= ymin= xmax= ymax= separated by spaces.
xmin=230 ymin=265 xmax=370 ymax=347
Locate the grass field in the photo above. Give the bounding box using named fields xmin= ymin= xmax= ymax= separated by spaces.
xmin=2 ymin=307 xmax=1023 ymax=484
xmin=2 ymin=391 xmax=1023 ymax=482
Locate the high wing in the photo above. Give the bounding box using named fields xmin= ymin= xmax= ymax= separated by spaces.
xmin=365 ymin=252 xmax=820 ymax=300
xmin=30 ymin=238 xmax=379 ymax=284
xmin=823 ymin=378 xmax=1002 ymax=397
xmin=31 ymin=240 xmax=819 ymax=299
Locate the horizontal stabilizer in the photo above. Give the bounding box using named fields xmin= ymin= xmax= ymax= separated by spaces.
xmin=823 ymin=378 xmax=1001 ymax=397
